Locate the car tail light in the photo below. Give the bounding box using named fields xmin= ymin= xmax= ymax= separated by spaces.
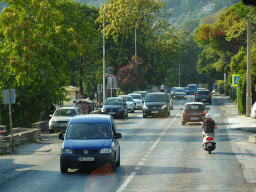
xmin=196 ymin=94 xmax=199 ymax=97
xmin=203 ymin=111 xmax=207 ymax=115
xmin=208 ymin=94 xmax=211 ymax=97
xmin=183 ymin=111 xmax=187 ymax=115
xmin=206 ymin=137 xmax=213 ymax=141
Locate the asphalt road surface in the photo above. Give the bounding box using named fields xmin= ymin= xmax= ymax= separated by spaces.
xmin=0 ymin=95 xmax=255 ymax=192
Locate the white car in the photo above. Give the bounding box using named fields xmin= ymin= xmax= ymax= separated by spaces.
xmin=250 ymin=102 xmax=256 ymax=118
xmin=128 ymin=93 xmax=143 ymax=110
xmin=49 ymin=107 xmax=82 ymax=133
xmin=118 ymin=95 xmax=135 ymax=113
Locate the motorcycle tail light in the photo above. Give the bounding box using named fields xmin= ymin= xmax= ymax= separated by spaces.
xmin=206 ymin=137 xmax=213 ymax=141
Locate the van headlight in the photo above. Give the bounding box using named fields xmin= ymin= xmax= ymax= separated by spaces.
xmin=61 ymin=148 xmax=73 ymax=154
xmin=162 ymin=105 xmax=167 ymax=109
xmin=100 ymin=148 xmax=112 ymax=153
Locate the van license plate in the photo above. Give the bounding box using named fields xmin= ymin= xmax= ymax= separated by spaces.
xmin=151 ymin=111 xmax=158 ymax=113
xmin=79 ymin=157 xmax=94 ymax=161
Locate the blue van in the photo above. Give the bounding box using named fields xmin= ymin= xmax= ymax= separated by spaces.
xmin=187 ymin=84 xmax=197 ymax=95
xmin=59 ymin=114 xmax=122 ymax=173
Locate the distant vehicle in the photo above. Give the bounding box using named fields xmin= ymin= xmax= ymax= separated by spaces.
xmin=132 ymin=91 xmax=148 ymax=99
xmin=182 ymin=87 xmax=189 ymax=95
xmin=118 ymin=95 xmax=135 ymax=113
xmin=187 ymin=84 xmax=197 ymax=95
xmin=128 ymin=93 xmax=143 ymax=110
xmin=143 ymin=92 xmax=170 ymax=118
xmin=172 ymin=87 xmax=186 ymax=100
xmin=181 ymin=102 xmax=209 ymax=125
xmin=195 ymin=89 xmax=212 ymax=104
xmin=49 ymin=106 xmax=82 ymax=133
xmin=101 ymin=97 xmax=128 ymax=119
xmin=59 ymin=114 xmax=122 ymax=173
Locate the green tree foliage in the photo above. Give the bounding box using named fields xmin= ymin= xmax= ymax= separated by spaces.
xmin=98 ymin=0 xmax=183 ymax=87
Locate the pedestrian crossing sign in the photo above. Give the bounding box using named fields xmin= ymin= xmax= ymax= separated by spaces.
xmin=232 ymin=74 xmax=240 ymax=87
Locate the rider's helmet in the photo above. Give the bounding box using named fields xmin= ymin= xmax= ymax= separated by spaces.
xmin=205 ymin=113 xmax=211 ymax=119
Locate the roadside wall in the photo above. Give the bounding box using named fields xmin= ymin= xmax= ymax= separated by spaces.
xmin=0 ymin=128 xmax=41 ymax=154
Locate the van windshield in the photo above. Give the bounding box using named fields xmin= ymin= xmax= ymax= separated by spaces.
xmin=65 ymin=124 xmax=111 ymax=140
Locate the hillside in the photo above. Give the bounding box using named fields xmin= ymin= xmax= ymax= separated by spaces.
xmin=0 ymin=0 xmax=241 ymax=29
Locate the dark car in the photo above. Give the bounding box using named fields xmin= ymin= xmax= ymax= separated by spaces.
xmin=101 ymin=97 xmax=128 ymax=118
xmin=181 ymin=102 xmax=209 ymax=125
xmin=195 ymin=90 xmax=212 ymax=104
xmin=59 ymin=114 xmax=122 ymax=173
xmin=142 ymin=92 xmax=170 ymax=118
xmin=172 ymin=87 xmax=186 ymax=100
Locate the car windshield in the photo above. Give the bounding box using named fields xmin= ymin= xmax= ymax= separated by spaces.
xmin=145 ymin=94 xmax=166 ymax=102
xmin=134 ymin=92 xmax=146 ymax=98
xmin=129 ymin=95 xmax=141 ymax=99
xmin=175 ymin=88 xmax=185 ymax=92
xmin=120 ymin=96 xmax=133 ymax=101
xmin=185 ymin=104 xmax=205 ymax=111
xmin=65 ymin=123 xmax=111 ymax=140
xmin=54 ymin=109 xmax=77 ymax=117
xmin=105 ymin=99 xmax=123 ymax=105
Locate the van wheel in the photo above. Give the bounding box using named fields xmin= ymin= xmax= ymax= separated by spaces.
xmin=116 ymin=149 xmax=120 ymax=167
xmin=60 ymin=164 xmax=68 ymax=173
xmin=111 ymin=155 xmax=117 ymax=172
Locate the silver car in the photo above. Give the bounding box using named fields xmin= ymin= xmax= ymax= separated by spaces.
xmin=118 ymin=95 xmax=135 ymax=113
xmin=128 ymin=93 xmax=143 ymax=110
xmin=49 ymin=107 xmax=82 ymax=133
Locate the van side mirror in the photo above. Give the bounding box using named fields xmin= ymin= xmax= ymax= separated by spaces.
xmin=59 ymin=132 xmax=64 ymax=140
xmin=114 ymin=133 xmax=122 ymax=139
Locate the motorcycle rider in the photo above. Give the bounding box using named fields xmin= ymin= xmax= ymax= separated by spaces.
xmin=201 ymin=113 xmax=217 ymax=138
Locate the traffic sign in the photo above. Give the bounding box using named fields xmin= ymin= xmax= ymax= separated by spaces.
xmin=3 ymin=89 xmax=16 ymax=104
xmin=232 ymin=74 xmax=240 ymax=87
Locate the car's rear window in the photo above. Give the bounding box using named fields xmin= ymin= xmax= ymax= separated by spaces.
xmin=185 ymin=104 xmax=205 ymax=110
xmin=105 ymin=99 xmax=123 ymax=105
xmin=65 ymin=123 xmax=111 ymax=139
xmin=129 ymin=95 xmax=141 ymax=99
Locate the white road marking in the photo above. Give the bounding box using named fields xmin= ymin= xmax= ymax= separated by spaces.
xmin=116 ymin=172 xmax=137 ymax=192
xmin=116 ymin=113 xmax=179 ymax=192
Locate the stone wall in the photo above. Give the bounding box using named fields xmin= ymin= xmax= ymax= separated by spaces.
xmin=0 ymin=128 xmax=41 ymax=154
xmin=32 ymin=120 xmax=49 ymax=132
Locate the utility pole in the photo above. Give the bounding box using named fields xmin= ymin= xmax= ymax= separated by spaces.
xmin=246 ymin=21 xmax=252 ymax=117
xmin=103 ymin=9 xmax=106 ymax=101
xmin=179 ymin=62 xmax=181 ymax=87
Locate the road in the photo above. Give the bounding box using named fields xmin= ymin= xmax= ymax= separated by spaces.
xmin=0 ymin=95 xmax=256 ymax=192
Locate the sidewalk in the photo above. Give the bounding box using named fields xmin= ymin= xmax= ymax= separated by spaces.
xmin=216 ymin=95 xmax=256 ymax=183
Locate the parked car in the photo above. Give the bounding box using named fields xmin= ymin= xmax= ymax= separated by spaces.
xmin=195 ymin=89 xmax=212 ymax=104
xmin=250 ymin=101 xmax=256 ymax=118
xmin=181 ymin=102 xmax=209 ymax=125
xmin=143 ymin=92 xmax=170 ymax=118
xmin=59 ymin=114 xmax=122 ymax=173
xmin=172 ymin=87 xmax=186 ymax=100
xmin=118 ymin=95 xmax=135 ymax=113
xmin=101 ymin=97 xmax=128 ymax=118
xmin=49 ymin=106 xmax=82 ymax=133
xmin=167 ymin=93 xmax=174 ymax=110
xmin=128 ymin=93 xmax=143 ymax=110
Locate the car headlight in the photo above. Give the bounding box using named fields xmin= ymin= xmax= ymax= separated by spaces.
xmin=143 ymin=105 xmax=148 ymax=110
xmin=61 ymin=148 xmax=73 ymax=154
xmin=50 ymin=119 xmax=57 ymax=124
xmin=162 ymin=105 xmax=167 ymax=109
xmin=101 ymin=107 xmax=106 ymax=113
xmin=100 ymin=148 xmax=112 ymax=153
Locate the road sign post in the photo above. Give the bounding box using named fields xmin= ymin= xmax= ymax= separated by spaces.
xmin=2 ymin=89 xmax=16 ymax=151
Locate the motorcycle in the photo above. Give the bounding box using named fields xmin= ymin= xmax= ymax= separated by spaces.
xmin=202 ymin=132 xmax=216 ymax=154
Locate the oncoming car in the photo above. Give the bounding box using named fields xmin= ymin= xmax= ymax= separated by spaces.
xmin=181 ymin=102 xmax=209 ymax=125
xmin=59 ymin=114 xmax=122 ymax=173
xmin=49 ymin=107 xmax=82 ymax=133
